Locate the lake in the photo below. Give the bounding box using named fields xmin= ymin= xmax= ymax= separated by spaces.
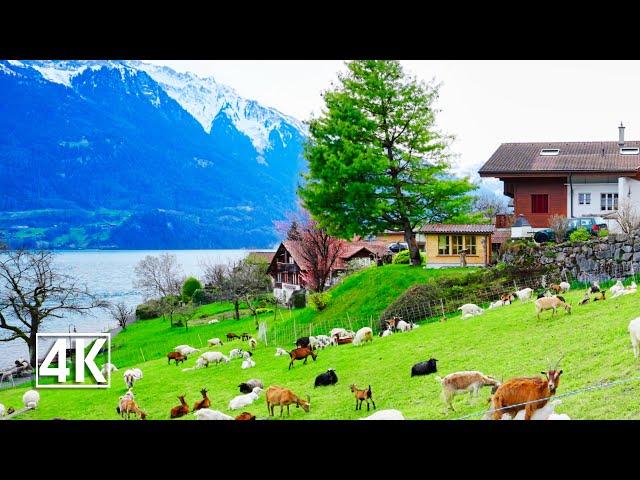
xmin=0 ymin=249 xmax=253 ymax=369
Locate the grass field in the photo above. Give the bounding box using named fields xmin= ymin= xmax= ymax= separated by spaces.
xmin=3 ymin=277 xmax=640 ymax=420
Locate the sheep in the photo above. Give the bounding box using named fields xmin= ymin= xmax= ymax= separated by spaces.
xmin=170 ymin=395 xmax=190 ymax=419
xmin=265 ymin=385 xmax=310 ymax=417
xmin=289 ymin=347 xmax=317 ymax=369
xmin=229 ymin=386 xmax=263 ymax=410
xmin=194 ymin=409 xmax=234 ymax=420
xmin=239 ymin=379 xmax=264 ymax=393
xmin=314 ymin=368 xmax=338 ymax=387
xmin=207 ymin=319 xmax=219 ymax=324
xmin=198 ymin=351 xmax=230 ymax=367
xmin=314 ymin=335 xmax=333 ymax=348
xmin=352 ymin=327 xmax=373 ymax=346
xmin=242 ymin=351 xmax=253 ymax=359
xmin=241 ymin=358 xmax=256 ymax=369
xmin=458 ymin=303 xmax=483 ymax=316
xmin=396 ymin=320 xmax=413 ymax=332
xmin=207 ymin=338 xmax=223 ymax=347
xmin=101 ymin=362 xmax=118 ymax=379
xmin=380 ymin=328 xmax=393 ymax=338
xmin=167 ymin=351 xmax=187 ymax=366
xmin=229 ymin=348 xmax=244 ymax=360
xmin=610 ymin=280 xmax=625 ymax=296
xmin=193 ymin=388 xmax=211 ymax=411
xmin=235 ymin=412 xmax=256 ymax=420
xmin=329 ymin=328 xmax=348 ymax=338
xmin=559 ymin=281 xmax=571 ymax=292
xmin=514 ymin=287 xmax=533 ymax=302
xmin=360 ymin=409 xmax=405 ymax=420
xmin=435 ymin=371 xmax=501 ymax=411
xmin=350 ymin=384 xmax=376 ymax=411
xmin=490 ymin=368 xmax=563 ymax=420
xmin=275 ymin=347 xmax=288 ymax=356
xmin=411 ymin=358 xmax=438 ymax=377
xmin=248 ymin=338 xmax=257 ymax=350
xmin=123 ymin=368 xmax=143 ymax=389
xmin=489 ymin=300 xmax=506 ymax=309
xmin=22 ymin=389 xmax=40 ymax=409
xmin=501 ymin=399 xmax=569 ymax=420
xmin=534 ymin=295 xmax=571 ymax=320
xmin=628 ymin=317 xmax=640 ymax=359
xmin=119 ymin=398 xmax=147 ymax=420
xmin=174 ymin=345 xmax=199 ymax=356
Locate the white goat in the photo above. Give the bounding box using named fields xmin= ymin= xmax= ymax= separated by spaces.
xmin=381 ymin=328 xmax=393 ymax=338
xmin=175 ymin=345 xmax=199 ymax=356
xmin=275 ymin=347 xmax=288 ymax=356
xmin=194 ymin=409 xmax=234 ymax=420
xmin=628 ymin=317 xmax=640 ymax=359
xmin=207 ymin=319 xmax=219 ymax=324
xmin=610 ymin=280 xmax=625 ymax=296
xmin=514 ymin=288 xmax=533 ymax=302
xmin=489 ymin=300 xmax=506 ymax=309
xmin=330 ymin=328 xmax=348 ymax=338
xmin=228 ymin=386 xmax=263 ymax=410
xmin=199 ymin=351 xmax=229 ymax=366
xmin=22 ymin=389 xmax=40 ymax=409
xmin=123 ymin=368 xmax=143 ymax=389
xmin=559 ymin=281 xmax=571 ymax=292
xmin=501 ymin=399 xmax=569 ymax=420
xmin=458 ymin=304 xmax=484 ymax=316
xmin=241 ymin=357 xmax=256 ymax=369
xmin=207 ymin=338 xmax=223 ymax=347
xmin=0 ymin=403 xmax=5 ymax=417
xmin=360 ymin=409 xmax=405 ymax=420
xmin=396 ymin=320 xmax=412 ymax=332
xmin=229 ymin=348 xmax=244 ymax=359
xmin=242 ymin=351 xmax=252 ymax=359
xmin=352 ymin=327 xmax=373 ymax=346
xmin=101 ymin=362 xmax=118 ymax=379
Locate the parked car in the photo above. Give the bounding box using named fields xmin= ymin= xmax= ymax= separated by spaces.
xmin=533 ymin=217 xmax=608 ymax=243
xmin=387 ymin=242 xmax=408 ymax=253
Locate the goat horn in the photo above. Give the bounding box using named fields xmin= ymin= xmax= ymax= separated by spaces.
xmin=554 ymin=353 xmax=565 ymax=370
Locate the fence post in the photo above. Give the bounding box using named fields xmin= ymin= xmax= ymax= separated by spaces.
xmin=440 ymin=298 xmax=446 ymax=321
xmin=197 ymin=334 xmax=203 ymax=347
xmin=347 ymin=312 xmax=353 ymax=332
xmin=139 ymin=348 xmax=146 ymax=363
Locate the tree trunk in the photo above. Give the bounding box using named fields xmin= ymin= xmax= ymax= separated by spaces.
xmin=403 ymin=226 xmax=421 ymax=266
xmin=234 ymin=298 xmax=240 ymax=320
xmin=29 ymin=334 xmax=37 ymax=368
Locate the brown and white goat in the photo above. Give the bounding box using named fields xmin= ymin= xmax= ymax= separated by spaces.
xmin=119 ymin=398 xmax=147 ymax=420
xmin=288 ymin=347 xmax=317 ymax=369
xmin=350 ymin=384 xmax=376 ymax=411
xmin=265 ymin=385 xmax=310 ymax=417
xmin=167 ymin=351 xmax=187 ymax=366
xmin=435 ymin=371 xmax=501 ymax=411
xmin=170 ymin=395 xmax=190 ymax=419
xmin=193 ymin=388 xmax=211 ymax=411
xmin=534 ymin=295 xmax=571 ymax=320
xmin=490 ymin=369 xmax=563 ymax=420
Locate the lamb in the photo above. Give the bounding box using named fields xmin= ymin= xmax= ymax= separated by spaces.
xmin=458 ymin=303 xmax=484 ymax=316
xmin=628 ymin=317 xmax=640 ymax=359
xmin=314 ymin=368 xmax=338 ymax=387
xmin=534 ymin=295 xmax=571 ymax=320
xmin=360 ymin=409 xmax=405 ymax=420
xmin=248 ymin=338 xmax=257 ymax=350
xmin=207 ymin=338 xmax=223 ymax=347
xmin=193 ymin=388 xmax=211 ymax=411
xmin=352 ymin=327 xmax=373 ymax=346
xmin=170 ymin=395 xmax=190 ymax=419
xmin=514 ymin=287 xmax=533 ymax=302
xmin=194 ymin=409 xmax=233 ymax=420
xmin=241 ymin=357 xmax=256 ymax=369
xmin=123 ymin=368 xmax=143 ymax=389
xmin=198 ymin=351 xmax=230 ymax=367
xmin=101 ymin=363 xmax=118 ymax=378
xmin=411 ymin=358 xmax=438 ymax=377
xmin=435 ymin=371 xmax=501 ymax=411
xmin=559 ymin=281 xmax=571 ymax=292
xmin=610 ymin=280 xmax=625 ymax=296
xmin=229 ymin=348 xmax=244 ymax=359
xmin=239 ymin=379 xmax=264 ymax=393
xmin=229 ymin=386 xmax=263 ymax=410
xmin=275 ymin=347 xmax=288 ymax=356
xmin=22 ymin=389 xmax=40 ymax=409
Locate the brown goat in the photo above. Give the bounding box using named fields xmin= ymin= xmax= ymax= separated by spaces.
xmin=500 ymin=293 xmax=515 ymax=303
xmin=119 ymin=398 xmax=147 ymax=420
xmin=170 ymin=395 xmax=190 ymax=419
xmin=235 ymin=412 xmax=256 ymax=420
xmin=226 ymin=333 xmax=241 ymax=341
xmin=333 ymin=334 xmax=353 ymax=345
xmin=167 ymin=351 xmax=187 ymax=366
xmin=288 ymin=347 xmax=317 ymax=369
xmin=549 ymin=284 xmax=563 ymax=294
xmin=241 ymin=333 xmax=250 ymax=341
xmin=350 ymin=384 xmax=376 ymax=411
xmin=193 ymin=388 xmax=211 ymax=411
xmin=534 ymin=295 xmax=571 ymax=320
xmin=491 ymin=369 xmax=563 ymax=420
xmin=265 ymin=385 xmax=311 ymax=417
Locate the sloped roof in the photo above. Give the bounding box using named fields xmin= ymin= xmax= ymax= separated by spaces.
xmin=419 ymin=224 xmax=495 ymax=234
xmin=479 ymin=141 xmax=640 ymax=176
xmin=247 ymin=251 xmax=275 ymax=263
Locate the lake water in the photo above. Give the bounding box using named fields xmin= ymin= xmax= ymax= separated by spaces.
xmin=0 ymin=249 xmax=251 ymax=369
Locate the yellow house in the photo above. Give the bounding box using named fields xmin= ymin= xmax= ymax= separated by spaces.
xmin=420 ymin=224 xmax=495 ymax=267
xmin=374 ymin=230 xmax=426 ymax=249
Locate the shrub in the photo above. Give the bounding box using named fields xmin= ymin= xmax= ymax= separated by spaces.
xmin=181 ymin=276 xmax=203 ymax=300
xmin=308 ymin=292 xmax=331 ymax=311
xmin=135 ymin=299 xmax=163 ymax=320
xmin=192 ymin=288 xmax=217 ymax=305
xmin=255 ymin=307 xmax=274 ymax=315
xmin=598 ymin=229 xmax=609 ymax=237
xmin=291 ymin=290 xmax=307 ymax=309
xmin=569 ymin=227 xmax=591 ymax=242
xmin=392 ymin=249 xmax=427 ymax=265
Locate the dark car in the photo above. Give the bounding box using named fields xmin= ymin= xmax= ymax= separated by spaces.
xmin=534 ymin=217 xmax=608 ymax=243
xmin=387 ymin=242 xmax=408 ymax=253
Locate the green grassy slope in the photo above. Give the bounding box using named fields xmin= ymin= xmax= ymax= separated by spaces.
xmin=3 ymin=285 xmax=640 ymax=420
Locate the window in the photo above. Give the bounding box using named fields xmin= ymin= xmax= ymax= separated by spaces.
xmin=531 ymin=194 xmax=549 ymax=213
xmin=601 ymin=193 xmax=618 ymax=211
xmin=578 ymin=193 xmax=591 ymax=205
xmin=620 ymin=147 xmax=639 ymax=155
xmin=277 ymin=272 xmax=282 ymax=282
xmin=438 ymin=235 xmax=450 ymax=255
xmin=540 ymin=148 xmax=560 ymax=156
xmin=465 ymin=235 xmax=477 ymax=255
xmin=452 ymin=235 xmax=464 ymax=255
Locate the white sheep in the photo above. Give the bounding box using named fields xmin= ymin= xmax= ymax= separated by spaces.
xmin=514 ymin=288 xmax=533 ymax=302
xmin=628 ymin=317 xmax=640 ymax=359
xmin=242 ymin=351 xmax=252 ymax=359
xmin=559 ymin=281 xmax=571 ymax=292
xmin=194 ymin=409 xmax=234 ymax=420
xmin=228 ymin=386 xmax=263 ymax=410
xmin=502 ymin=399 xmax=569 ymax=420
xmin=207 ymin=319 xmax=219 ymax=324
xmin=489 ymin=300 xmax=505 ymax=309
xmin=352 ymin=327 xmax=373 ymax=346
xmin=241 ymin=358 xmax=256 ymax=369
xmin=207 ymin=338 xmax=223 ymax=347
xmin=396 ymin=320 xmax=412 ymax=332
xmin=248 ymin=338 xmax=257 ymax=349
xmin=610 ymin=280 xmax=625 ymax=296
xmin=360 ymin=409 xmax=405 ymax=420
xmin=229 ymin=348 xmax=244 ymax=359
xmin=315 ymin=335 xmax=333 ymax=347
xmin=330 ymin=327 xmax=348 ymax=338
xmin=458 ymin=303 xmax=484 ymax=316
xmin=275 ymin=347 xmax=289 ymax=356
xmin=199 ymin=351 xmax=229 ymax=366
xmin=123 ymin=368 xmax=143 ymax=389
xmin=22 ymin=389 xmax=40 ymax=409
xmin=101 ymin=362 xmax=118 ymax=378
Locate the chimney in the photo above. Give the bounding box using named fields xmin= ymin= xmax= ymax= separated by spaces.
xmin=619 ymin=122 xmax=626 ymax=146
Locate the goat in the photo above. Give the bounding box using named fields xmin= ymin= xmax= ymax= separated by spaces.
xmin=396 ymin=320 xmax=412 ymax=332
xmin=0 ymin=403 xmax=4 ymax=417
xmin=248 ymin=338 xmax=257 ymax=349
xmin=229 ymin=348 xmax=244 ymax=360
xmin=579 ymin=290 xmax=590 ymax=305
xmin=380 ymin=327 xmax=393 ymax=338
xmin=490 ymin=368 xmax=563 ymax=420
xmin=174 ymin=345 xmax=199 ymax=356
xmin=265 ymin=385 xmax=310 ymax=417
xmin=534 ymin=295 xmax=571 ymax=319
xmin=458 ymin=303 xmax=483 ymax=316
xmin=411 ymin=358 xmax=438 ymax=377
xmin=610 ymin=280 xmax=625 ymax=296
xmin=198 ymin=351 xmax=230 ymax=367
xmin=242 ymin=350 xmax=253 ymax=359
xmin=194 ymin=409 xmax=233 ymax=420
xmin=314 ymin=368 xmax=338 ymax=387
xmin=275 ymin=347 xmax=289 ymax=356
xmin=333 ymin=334 xmax=354 ymax=345
xmin=289 ymin=347 xmax=317 ymax=369
xmin=22 ymin=389 xmax=40 ymax=409
xmin=353 ymin=327 xmax=373 ymax=346
xmin=513 ymin=287 xmax=533 ymax=302
xmin=435 ymin=371 xmax=501 ymax=411
xmin=101 ymin=362 xmax=118 ymax=379
xmin=559 ymin=281 xmax=571 ymax=292
xmin=360 ymin=409 xmax=404 ymax=420
xmin=207 ymin=338 xmax=223 ymax=347
xmin=241 ymin=333 xmax=251 ymax=341
xmin=501 ymin=399 xmax=570 ymax=420
xmin=167 ymin=351 xmax=187 ymax=366
xmin=314 ymin=335 xmax=333 ymax=348
xmin=226 ymin=333 xmax=241 ymax=341
xmin=593 ymin=289 xmax=606 ymax=301
xmin=239 ymin=379 xmax=264 ymax=393
xmin=350 ymin=384 xmax=376 ymax=411
xmin=193 ymin=388 xmax=211 ymax=411
xmin=123 ymin=368 xmax=143 ymax=389
xmin=489 ymin=300 xmax=506 ymax=309
xmin=296 ymin=336 xmax=312 ymax=349
xmin=119 ymin=398 xmax=147 ymax=420
xmin=235 ymin=412 xmax=256 ymax=420
xmin=628 ymin=317 xmax=640 ymax=360
xmin=229 ymin=387 xmax=263 ymax=410
xmin=207 ymin=319 xmax=219 ymax=324
xmin=170 ymin=395 xmax=190 ymax=419
xmin=241 ymin=357 xmax=256 ymax=369
xmin=590 ymin=281 xmax=601 ymax=293
xmin=500 ymin=293 xmax=515 ymax=303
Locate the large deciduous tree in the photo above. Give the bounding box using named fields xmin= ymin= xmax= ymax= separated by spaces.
xmin=133 ymin=253 xmax=183 ymax=300
xmin=299 ymin=60 xmax=477 ymax=266
xmin=0 ymin=250 xmax=107 ymax=367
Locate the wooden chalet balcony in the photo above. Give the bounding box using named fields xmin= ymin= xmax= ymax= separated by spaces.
xmin=275 ymin=262 xmax=299 ymax=273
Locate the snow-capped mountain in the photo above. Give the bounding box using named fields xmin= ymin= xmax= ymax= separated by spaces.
xmin=0 ymin=60 xmax=307 ymax=249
